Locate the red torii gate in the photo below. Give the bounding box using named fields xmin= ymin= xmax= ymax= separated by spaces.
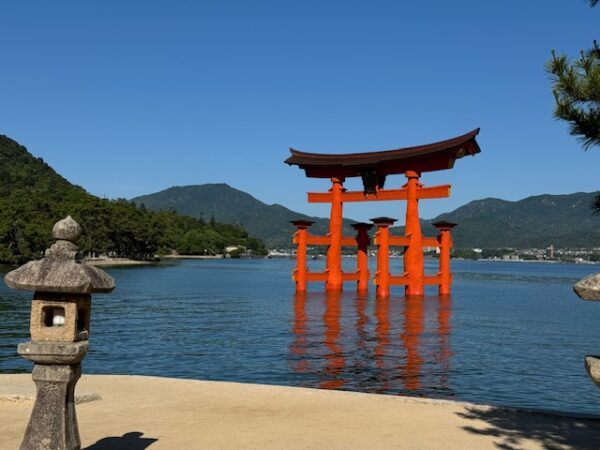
xmin=285 ymin=129 xmax=481 ymax=297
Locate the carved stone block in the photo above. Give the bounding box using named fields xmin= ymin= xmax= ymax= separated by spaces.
xmin=30 ymin=294 xmax=91 ymax=342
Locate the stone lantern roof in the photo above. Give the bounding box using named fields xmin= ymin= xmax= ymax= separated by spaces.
xmin=4 ymin=216 xmax=115 ymax=294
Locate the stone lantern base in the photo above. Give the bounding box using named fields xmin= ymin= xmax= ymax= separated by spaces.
xmin=20 ymin=364 xmax=82 ymax=450
xmin=17 ymin=341 xmax=88 ymax=450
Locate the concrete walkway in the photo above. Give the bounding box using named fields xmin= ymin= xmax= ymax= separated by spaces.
xmin=1 ymin=374 xmax=599 ymax=449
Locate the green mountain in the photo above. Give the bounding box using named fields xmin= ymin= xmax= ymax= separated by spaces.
xmin=427 ymin=193 xmax=600 ymax=248
xmin=132 ymin=184 xmax=357 ymax=248
xmin=134 ymin=184 xmax=600 ymax=249
xmin=0 ymin=135 xmax=266 ymax=264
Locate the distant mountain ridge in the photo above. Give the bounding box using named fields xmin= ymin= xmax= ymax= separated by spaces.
xmin=430 ymin=192 xmax=600 ymax=248
xmin=133 ymin=184 xmax=357 ymax=248
xmin=134 ymin=185 xmax=600 ymax=249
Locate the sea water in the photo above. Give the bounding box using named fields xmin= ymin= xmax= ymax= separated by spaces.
xmin=1 ymin=258 xmax=600 ymax=416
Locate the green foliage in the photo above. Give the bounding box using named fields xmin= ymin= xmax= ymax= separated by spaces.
xmin=546 ymin=0 xmax=600 ymax=149
xmin=480 ymin=248 xmax=508 ymax=259
xmin=0 ymin=135 xmax=267 ymax=264
xmin=546 ymin=0 xmax=600 ymax=215
xmin=451 ymin=248 xmax=479 ymax=260
xmin=547 ymin=42 xmax=600 ymax=149
xmin=228 ymin=247 xmax=244 ymax=258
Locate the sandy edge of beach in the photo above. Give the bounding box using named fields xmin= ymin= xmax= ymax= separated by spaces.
xmin=1 ymin=374 xmax=598 ymax=450
xmin=84 ymin=255 xmax=225 ymax=267
xmin=84 ymin=257 xmax=158 ymax=267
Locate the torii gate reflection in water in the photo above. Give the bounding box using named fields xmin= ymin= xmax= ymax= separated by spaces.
xmin=286 ymin=129 xmax=481 ymax=297
xmin=289 ymin=291 xmax=453 ymax=393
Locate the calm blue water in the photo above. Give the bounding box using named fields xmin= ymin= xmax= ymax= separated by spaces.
xmin=2 ymin=258 xmax=600 ymax=416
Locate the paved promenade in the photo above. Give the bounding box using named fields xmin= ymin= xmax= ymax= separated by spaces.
xmin=1 ymin=374 xmax=599 ymax=449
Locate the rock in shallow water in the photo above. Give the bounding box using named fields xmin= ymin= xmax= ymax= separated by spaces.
xmin=573 ymin=272 xmax=600 ymax=300
xmin=585 ymin=356 xmax=600 ymax=388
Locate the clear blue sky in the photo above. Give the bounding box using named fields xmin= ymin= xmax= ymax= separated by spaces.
xmin=2 ymin=1 xmax=600 ymax=223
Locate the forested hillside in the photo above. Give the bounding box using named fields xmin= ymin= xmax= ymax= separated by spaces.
xmin=0 ymin=135 xmax=266 ymax=264
xmin=133 ymin=184 xmax=357 ymax=248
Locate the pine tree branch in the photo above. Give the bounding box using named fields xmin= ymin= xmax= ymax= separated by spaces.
xmin=547 ymin=47 xmax=600 ymax=149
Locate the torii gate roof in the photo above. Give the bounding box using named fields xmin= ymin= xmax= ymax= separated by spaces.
xmin=285 ymin=128 xmax=481 ymax=178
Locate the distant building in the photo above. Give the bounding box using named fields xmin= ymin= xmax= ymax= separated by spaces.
xmin=546 ymin=245 xmax=554 ymax=259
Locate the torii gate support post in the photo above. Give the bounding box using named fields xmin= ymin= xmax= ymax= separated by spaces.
xmin=326 ymin=177 xmax=345 ymax=291
xmin=291 ymin=220 xmax=314 ymax=292
xmin=433 ymin=221 xmax=457 ymax=295
xmin=352 ymin=223 xmax=373 ymax=292
xmin=404 ymin=171 xmax=424 ymax=296
xmin=372 ymin=217 xmax=396 ymax=298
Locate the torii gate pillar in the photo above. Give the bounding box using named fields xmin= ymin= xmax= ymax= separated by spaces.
xmin=404 ymin=171 xmax=424 ymax=296
xmin=372 ymin=217 xmax=397 ymax=298
xmin=352 ymin=223 xmax=373 ymax=292
xmin=326 ymin=177 xmax=344 ymax=291
xmin=291 ymin=220 xmax=314 ymax=292
xmin=433 ymin=221 xmax=457 ymax=296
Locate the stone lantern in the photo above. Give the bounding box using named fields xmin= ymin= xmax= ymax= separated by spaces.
xmin=4 ymin=216 xmax=115 ymax=450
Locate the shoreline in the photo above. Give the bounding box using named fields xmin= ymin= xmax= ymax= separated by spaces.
xmin=84 ymin=255 xmax=224 ymax=266
xmin=1 ymin=374 xmax=599 ymax=449
xmin=161 ymin=254 xmax=224 ymax=260
xmin=84 ymin=257 xmax=158 ymax=267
